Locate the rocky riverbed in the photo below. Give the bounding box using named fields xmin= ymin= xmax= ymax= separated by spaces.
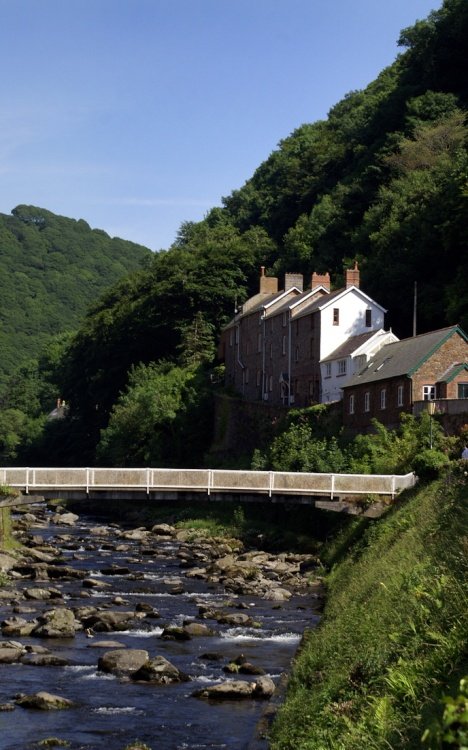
xmin=0 ymin=502 xmax=323 ymax=750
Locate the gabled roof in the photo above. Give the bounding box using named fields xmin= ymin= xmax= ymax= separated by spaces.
xmin=315 ymin=286 xmax=387 ymax=314
xmin=342 ymin=326 xmax=468 ymax=389
xmin=321 ymin=331 xmax=381 ymax=363
xmin=436 ymin=362 xmax=468 ymax=384
xmin=222 ymin=288 xmax=300 ymax=329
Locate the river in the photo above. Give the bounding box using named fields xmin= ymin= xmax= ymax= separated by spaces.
xmin=0 ymin=504 xmax=321 ymax=750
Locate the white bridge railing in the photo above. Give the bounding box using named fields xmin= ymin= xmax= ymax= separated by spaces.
xmin=0 ymin=467 xmax=416 ymax=500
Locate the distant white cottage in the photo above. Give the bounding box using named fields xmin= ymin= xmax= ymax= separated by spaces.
xmin=220 ymin=263 xmax=396 ymax=407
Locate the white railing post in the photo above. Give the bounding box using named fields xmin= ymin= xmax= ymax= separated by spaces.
xmin=86 ymin=468 xmax=89 ymax=495
xmin=391 ymin=475 xmax=396 ymax=499
xmin=330 ymin=474 xmax=335 ymax=500
xmin=207 ymin=470 xmax=213 ymax=496
xmin=146 ymin=468 xmax=150 ymax=495
xmin=269 ymin=471 xmax=273 ymax=498
xmin=26 ymin=467 xmax=30 ymax=495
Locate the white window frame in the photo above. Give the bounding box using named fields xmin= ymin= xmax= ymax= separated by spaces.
xmin=337 ymin=359 xmax=347 ymax=376
xmin=380 ymin=388 xmax=387 ymax=410
xmin=397 ymin=385 xmax=404 ymax=407
xmin=423 ymin=385 xmax=436 ymax=401
xmin=325 ymin=362 xmax=332 ymax=378
xmin=349 ymin=394 xmax=355 ymax=414
xmin=364 ymin=391 xmax=370 ymax=412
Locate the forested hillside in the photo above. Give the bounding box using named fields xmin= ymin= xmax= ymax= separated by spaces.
xmin=2 ymin=0 xmax=467 ymax=467
xmin=0 ymin=205 xmax=151 ymax=385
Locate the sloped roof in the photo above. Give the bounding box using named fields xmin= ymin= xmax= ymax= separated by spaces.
xmin=436 ymin=362 xmax=468 ymax=383
xmin=343 ymin=326 xmax=468 ymax=388
xmin=321 ymin=331 xmax=380 ymax=362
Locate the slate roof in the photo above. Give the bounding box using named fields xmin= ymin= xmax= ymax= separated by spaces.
xmin=321 ymin=331 xmax=379 ymax=362
xmin=343 ymin=326 xmax=468 ymax=388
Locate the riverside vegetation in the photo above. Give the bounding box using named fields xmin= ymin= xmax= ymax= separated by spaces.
xmin=0 ymin=0 xmax=467 ymax=747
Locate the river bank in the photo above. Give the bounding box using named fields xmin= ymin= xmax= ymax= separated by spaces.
xmin=0 ymin=500 xmax=324 ymax=750
xmin=269 ymin=470 xmax=468 ymax=749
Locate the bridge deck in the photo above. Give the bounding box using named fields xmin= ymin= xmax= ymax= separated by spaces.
xmin=0 ymin=467 xmax=416 ymax=503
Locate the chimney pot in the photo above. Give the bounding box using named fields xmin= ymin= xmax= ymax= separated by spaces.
xmin=345 ymin=262 xmax=360 ymax=289
xmin=284 ymin=272 xmax=304 ymax=292
xmin=311 ymin=271 xmax=331 ymax=292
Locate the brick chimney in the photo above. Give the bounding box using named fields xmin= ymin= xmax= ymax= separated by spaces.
xmin=311 ymin=271 xmax=331 ymax=292
xmin=259 ymin=266 xmax=278 ymax=294
xmin=284 ymin=272 xmax=303 ymax=292
xmin=345 ymin=261 xmax=360 ymax=289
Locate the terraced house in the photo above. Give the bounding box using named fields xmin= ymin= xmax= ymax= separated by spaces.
xmin=220 ymin=264 xmax=393 ymax=407
xmin=342 ymin=325 xmax=468 ymax=429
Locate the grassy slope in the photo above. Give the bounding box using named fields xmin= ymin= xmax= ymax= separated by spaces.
xmin=270 ymin=469 xmax=468 ymax=749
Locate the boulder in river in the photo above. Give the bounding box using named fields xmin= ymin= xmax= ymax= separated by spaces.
xmin=131 ymin=655 xmax=189 ymax=684
xmin=1 ymin=616 xmax=38 ymax=637
xmin=32 ymin=608 xmax=80 ymax=638
xmin=51 ymin=512 xmax=79 ymax=526
xmin=0 ymin=641 xmax=25 ymax=663
xmin=81 ymin=610 xmax=137 ymax=632
xmin=24 ymin=587 xmax=62 ymax=601
xmin=193 ymin=676 xmax=275 ymax=700
xmin=15 ymin=691 xmax=75 ymax=710
xmin=98 ymin=648 xmax=149 ymax=675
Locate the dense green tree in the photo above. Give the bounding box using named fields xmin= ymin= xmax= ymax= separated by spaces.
xmin=96 ymin=361 xmax=213 ymax=467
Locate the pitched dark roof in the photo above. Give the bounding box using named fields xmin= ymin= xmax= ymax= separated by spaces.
xmin=436 ymin=362 xmax=468 ymax=383
xmin=321 ymin=331 xmax=379 ymax=362
xmin=343 ymin=326 xmax=468 ymax=388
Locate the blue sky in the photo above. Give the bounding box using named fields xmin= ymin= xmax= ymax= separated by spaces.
xmin=1 ymin=0 xmax=439 ymax=251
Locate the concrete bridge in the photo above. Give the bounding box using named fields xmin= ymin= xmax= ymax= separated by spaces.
xmin=0 ymin=467 xmax=416 ymax=515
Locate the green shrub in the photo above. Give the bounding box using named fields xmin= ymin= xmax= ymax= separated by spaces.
xmin=412 ymin=449 xmax=450 ymax=479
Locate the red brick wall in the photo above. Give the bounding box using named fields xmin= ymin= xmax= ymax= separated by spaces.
xmin=412 ymin=334 xmax=468 ymax=402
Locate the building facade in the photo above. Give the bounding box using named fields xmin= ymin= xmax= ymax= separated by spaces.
xmin=342 ymin=326 xmax=468 ymax=429
xmin=220 ymin=264 xmax=390 ymax=407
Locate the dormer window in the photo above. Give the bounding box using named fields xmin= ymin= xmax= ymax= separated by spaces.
xmin=365 ymin=309 xmax=372 ymax=327
xmin=333 ymin=308 xmax=340 ymax=326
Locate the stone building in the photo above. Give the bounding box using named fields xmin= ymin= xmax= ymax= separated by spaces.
xmin=341 ymin=325 xmax=468 ymax=428
xmin=219 ymin=264 xmax=391 ymax=407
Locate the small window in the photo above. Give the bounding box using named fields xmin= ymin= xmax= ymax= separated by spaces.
xmin=423 ymin=385 xmax=436 ymax=401
xmin=458 ymin=383 xmax=468 ymax=399
xmin=257 ymin=332 xmax=262 ymax=353
xmin=364 ymin=391 xmax=370 ymax=412
xmin=338 ymin=359 xmax=347 ymax=376
xmin=282 ymin=312 xmax=287 ymax=327
xmin=380 ymin=388 xmax=387 ymax=410
xmin=349 ymin=394 xmax=355 ymax=415
xmin=325 ymin=362 xmax=332 ymax=378
xmin=365 ymin=309 xmax=372 ymax=327
xmin=397 ymin=385 xmax=404 ymax=407
xmin=333 ymin=308 xmax=339 ymax=326
xmin=282 ymin=335 xmax=286 ymax=356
